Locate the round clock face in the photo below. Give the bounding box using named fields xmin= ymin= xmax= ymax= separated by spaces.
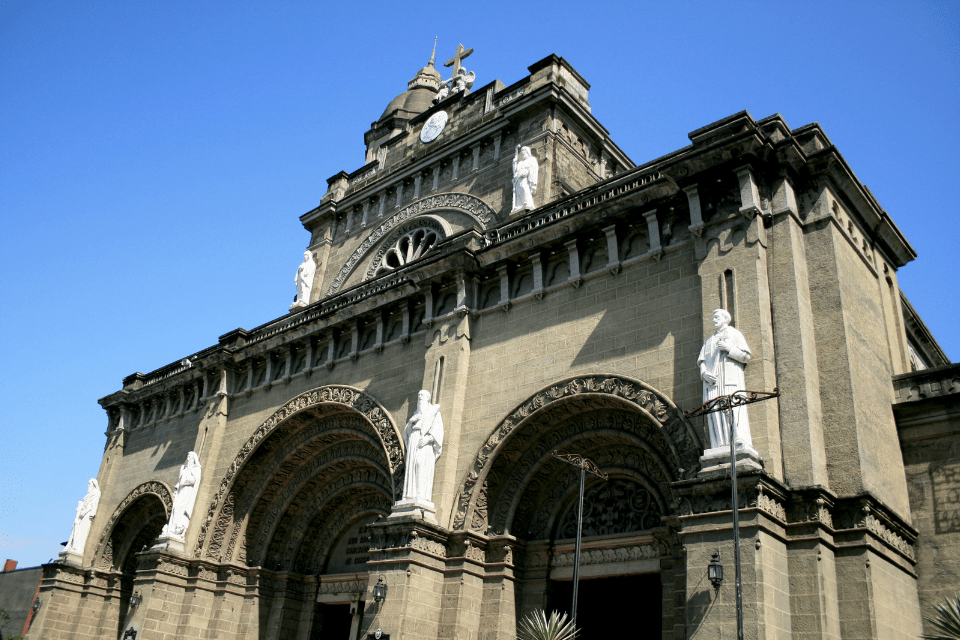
xmin=420 ymin=111 xmax=448 ymax=143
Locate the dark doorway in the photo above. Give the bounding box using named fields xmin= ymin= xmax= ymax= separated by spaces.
xmin=547 ymin=573 xmax=661 ymax=639
xmin=310 ymin=603 xmax=353 ymax=640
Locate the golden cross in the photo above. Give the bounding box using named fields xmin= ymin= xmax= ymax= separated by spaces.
xmin=444 ymin=43 xmax=474 ymax=77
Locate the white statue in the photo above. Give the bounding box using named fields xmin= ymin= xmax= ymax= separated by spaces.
xmin=64 ymin=479 xmax=101 ymax=555
xmin=160 ymin=452 xmax=202 ymax=540
xmin=292 ymin=251 xmax=316 ymax=309
xmin=432 ymin=67 xmax=475 ymax=104
xmin=401 ymin=390 xmax=444 ymax=503
xmin=699 ymin=309 xmax=753 ymax=449
xmin=511 ymin=145 xmax=539 ymax=213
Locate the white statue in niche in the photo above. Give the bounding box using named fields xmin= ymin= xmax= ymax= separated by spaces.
xmin=401 ymin=390 xmax=444 ymax=504
xmin=160 ymin=452 xmax=202 ymax=540
xmin=63 ymin=478 xmax=101 ymax=556
xmin=511 ymin=145 xmax=539 ymax=213
xmin=292 ymin=251 xmax=316 ymax=309
xmin=699 ymin=309 xmax=753 ymax=450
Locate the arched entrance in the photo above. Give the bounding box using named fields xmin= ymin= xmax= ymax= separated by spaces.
xmin=453 ymin=376 xmax=700 ymax=639
xmin=92 ymin=481 xmax=172 ymax=639
xmin=194 ymin=385 xmax=403 ymax=639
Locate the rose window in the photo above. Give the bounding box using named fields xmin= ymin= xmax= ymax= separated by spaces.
xmin=372 ymin=226 xmax=441 ymax=276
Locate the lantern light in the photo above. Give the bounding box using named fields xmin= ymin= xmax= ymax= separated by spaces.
xmin=373 ymin=575 xmax=387 ymax=603
xmin=708 ymin=550 xmax=724 ymax=592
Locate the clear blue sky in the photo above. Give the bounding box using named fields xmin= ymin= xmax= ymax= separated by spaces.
xmin=1 ymin=1 xmax=957 ymax=568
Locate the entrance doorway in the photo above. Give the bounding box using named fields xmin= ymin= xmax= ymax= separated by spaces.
xmin=310 ymin=603 xmax=353 ymax=639
xmin=547 ymin=574 xmax=661 ymax=639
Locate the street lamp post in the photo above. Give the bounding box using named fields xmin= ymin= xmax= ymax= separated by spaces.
xmin=685 ymin=355 xmax=778 ymax=640
xmin=551 ymin=451 xmax=608 ymax=628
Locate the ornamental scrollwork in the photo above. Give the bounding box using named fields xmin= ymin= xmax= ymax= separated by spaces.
xmin=194 ymin=385 xmax=402 ymax=559
xmin=92 ymin=480 xmax=172 ymax=568
xmin=451 ymin=375 xmax=700 ymax=531
xmin=557 ymin=480 xmax=663 ymax=539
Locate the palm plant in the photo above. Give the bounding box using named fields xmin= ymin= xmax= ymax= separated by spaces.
xmin=922 ymin=595 xmax=960 ymax=640
xmin=517 ymin=609 xmax=578 ymax=640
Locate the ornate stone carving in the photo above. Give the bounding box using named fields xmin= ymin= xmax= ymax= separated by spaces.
xmin=557 ymin=479 xmax=662 ymax=539
xmin=92 ymin=481 xmax=172 ymax=567
xmin=452 ymin=375 xmax=699 ymax=531
xmin=194 ymin=385 xmax=402 ymax=558
xmin=399 ymin=390 xmax=444 ymax=505
xmin=365 ymin=219 xmax=444 ymax=279
xmin=699 ymin=309 xmax=753 ymax=450
xmin=327 ymin=192 xmax=496 ymax=295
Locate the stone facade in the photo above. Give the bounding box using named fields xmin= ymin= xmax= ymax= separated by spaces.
xmin=27 ymin=53 xmax=951 ymax=640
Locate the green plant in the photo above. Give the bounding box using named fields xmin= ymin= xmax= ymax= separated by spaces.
xmin=923 ymin=594 xmax=960 ymax=640
xmin=517 ymin=609 xmax=578 ymax=640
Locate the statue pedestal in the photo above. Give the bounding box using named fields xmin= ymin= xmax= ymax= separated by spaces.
xmin=58 ymin=549 xmax=84 ymax=567
xmin=698 ymin=442 xmax=762 ymax=477
xmin=389 ymin=498 xmax=437 ymax=524
xmin=289 ymin=300 xmax=307 ymax=312
xmin=149 ymin=535 xmax=186 ymax=556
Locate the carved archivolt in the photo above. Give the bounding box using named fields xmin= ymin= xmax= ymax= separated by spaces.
xmin=451 ymin=375 xmax=701 ymax=531
xmin=92 ymin=481 xmax=172 ymax=568
xmin=326 ymin=192 xmax=497 ymax=295
xmin=193 ymin=385 xmax=402 ymax=559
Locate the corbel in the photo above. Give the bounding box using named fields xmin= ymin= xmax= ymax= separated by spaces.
xmin=400 ymin=301 xmax=411 ymax=344
xmin=493 ymin=133 xmax=502 ymax=161
xmin=454 ymin=270 xmax=470 ymax=317
xmin=497 ymin=264 xmax=511 ymax=312
xmin=360 ymin=200 xmax=370 ymax=228
xmin=377 ymin=192 xmax=386 ymax=221
xmin=643 ymin=210 xmax=663 ymax=261
xmin=735 ymin=165 xmax=762 ymax=218
xmin=432 ymin=164 xmax=441 ymax=192
xmin=684 ymin=185 xmax=705 ymax=237
xmin=602 ymin=223 xmax=621 ymax=275
xmin=303 ymin=339 xmax=314 ymax=376
xmin=349 ymin=320 xmax=360 ymax=361
xmin=564 ymin=238 xmax=582 ymax=287
xmin=325 ymin=333 xmax=336 ymax=369
xmin=374 ymin=310 xmax=385 ymax=353
xmin=244 ymin=359 xmax=255 ymax=396
xmin=263 ymin=352 xmax=274 ymax=388
xmin=413 ymin=172 xmax=423 ymax=200
xmin=423 ymin=284 xmax=435 ymax=328
xmin=452 ymin=154 xmax=460 ymax=181
xmin=529 ymin=251 xmax=545 ymax=300
xmin=472 ymin=143 xmax=481 ymax=172
xmin=395 ymin=181 xmax=405 ymax=209
xmin=282 ymin=344 xmax=293 ymax=383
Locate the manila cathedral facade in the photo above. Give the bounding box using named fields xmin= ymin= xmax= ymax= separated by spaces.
xmin=30 ymin=47 xmax=959 ymax=640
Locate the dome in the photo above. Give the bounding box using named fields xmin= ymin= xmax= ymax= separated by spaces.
xmin=379 ymin=84 xmax=437 ymax=121
xmin=376 ymin=49 xmax=441 ymax=123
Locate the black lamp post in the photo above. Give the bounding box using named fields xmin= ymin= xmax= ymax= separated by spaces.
xmin=708 ymin=550 xmax=724 ymax=592
xmin=129 ymin=590 xmax=143 ymax=608
xmin=373 ymin=575 xmax=387 ymax=603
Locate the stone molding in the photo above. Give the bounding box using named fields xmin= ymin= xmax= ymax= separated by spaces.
xmin=893 ymin=363 xmax=960 ymax=404
xmin=451 ymin=374 xmax=701 ymax=531
xmin=91 ymin=480 xmax=172 ymax=568
xmin=193 ymin=385 xmax=402 ymax=559
xmin=327 ymin=192 xmax=496 ymax=295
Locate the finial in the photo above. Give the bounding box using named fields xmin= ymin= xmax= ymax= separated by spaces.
xmin=428 ymin=36 xmax=437 ymax=68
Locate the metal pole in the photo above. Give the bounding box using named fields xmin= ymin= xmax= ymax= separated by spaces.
xmin=571 ymin=466 xmax=585 ymax=627
xmin=720 ymin=353 xmax=744 ymax=640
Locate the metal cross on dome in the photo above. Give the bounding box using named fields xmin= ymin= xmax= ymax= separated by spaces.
xmin=444 ymin=43 xmax=474 ymax=76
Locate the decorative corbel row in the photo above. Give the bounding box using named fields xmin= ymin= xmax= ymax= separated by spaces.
xmin=564 ymin=238 xmax=582 ymax=287
xmin=643 ymin=210 xmax=663 ymax=261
